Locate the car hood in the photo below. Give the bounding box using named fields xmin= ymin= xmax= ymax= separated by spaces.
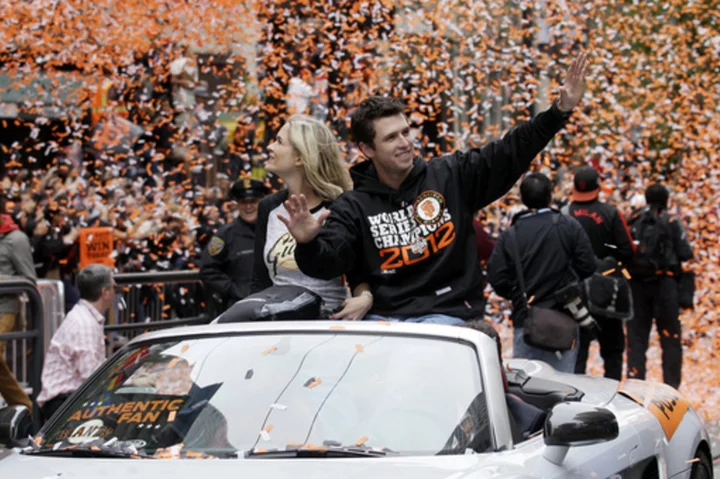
xmin=0 ymin=450 xmax=537 ymax=479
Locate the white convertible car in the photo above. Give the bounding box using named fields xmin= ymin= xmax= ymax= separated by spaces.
xmin=0 ymin=321 xmax=714 ymax=478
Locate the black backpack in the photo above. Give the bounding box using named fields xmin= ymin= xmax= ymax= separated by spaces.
xmin=582 ymin=257 xmax=634 ymax=321
xmin=628 ymin=208 xmax=674 ymax=277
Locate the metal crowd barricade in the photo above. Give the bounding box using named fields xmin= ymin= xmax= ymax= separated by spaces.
xmin=109 ymin=270 xmax=211 ymax=343
xmin=0 ymin=278 xmax=45 ymax=428
xmin=3 ymin=280 xmax=64 ymax=395
xmin=36 ymin=280 xmax=65 ymax=353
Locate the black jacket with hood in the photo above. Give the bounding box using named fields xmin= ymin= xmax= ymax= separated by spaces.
xmin=294 ymin=103 xmax=572 ymax=318
xmin=487 ymin=209 xmax=597 ymax=328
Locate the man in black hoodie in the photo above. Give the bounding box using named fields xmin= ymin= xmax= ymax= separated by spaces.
xmin=280 ymin=53 xmax=588 ymax=323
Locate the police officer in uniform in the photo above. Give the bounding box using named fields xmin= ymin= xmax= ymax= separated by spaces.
xmin=200 ymin=178 xmax=269 ymax=314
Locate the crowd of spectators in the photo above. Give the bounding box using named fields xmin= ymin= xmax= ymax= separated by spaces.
xmin=0 ymin=100 xmax=708 ymax=321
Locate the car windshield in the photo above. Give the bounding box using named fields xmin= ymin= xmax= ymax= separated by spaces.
xmin=37 ymin=332 xmax=491 ymax=458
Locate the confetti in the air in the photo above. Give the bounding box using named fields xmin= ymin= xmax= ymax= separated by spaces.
xmin=0 ymin=0 xmax=718 ymax=420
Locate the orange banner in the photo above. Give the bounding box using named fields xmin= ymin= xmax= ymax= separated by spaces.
xmin=79 ymin=227 xmax=115 ymax=269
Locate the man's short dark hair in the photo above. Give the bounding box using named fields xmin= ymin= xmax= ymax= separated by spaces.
xmin=461 ymin=320 xmax=502 ymax=358
xmin=350 ymin=96 xmax=406 ymax=146
xmin=76 ymin=264 xmax=114 ymax=302
xmin=520 ymin=172 xmax=553 ymax=209
xmin=645 ymin=183 xmax=669 ymax=209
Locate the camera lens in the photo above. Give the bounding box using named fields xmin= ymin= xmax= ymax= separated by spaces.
xmin=565 ymin=297 xmax=594 ymax=327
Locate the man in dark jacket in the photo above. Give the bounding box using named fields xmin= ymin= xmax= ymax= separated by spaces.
xmin=199 ymin=179 xmax=269 ymax=313
xmin=626 ymin=183 xmax=693 ymax=389
xmin=488 ymin=173 xmax=596 ymax=372
xmin=279 ymin=54 xmax=588 ymax=324
xmin=567 ymin=166 xmax=635 ymax=380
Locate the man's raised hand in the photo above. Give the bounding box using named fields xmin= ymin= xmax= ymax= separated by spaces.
xmin=558 ymin=52 xmax=589 ymax=112
xmin=277 ymin=194 xmax=329 ymax=244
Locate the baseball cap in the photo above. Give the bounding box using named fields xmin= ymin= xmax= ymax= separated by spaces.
xmin=572 ymin=166 xmax=601 ymax=202
xmin=229 ymin=178 xmax=270 ymax=200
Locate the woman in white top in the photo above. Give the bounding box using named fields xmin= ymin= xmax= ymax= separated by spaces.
xmin=251 ymin=115 xmax=372 ymax=320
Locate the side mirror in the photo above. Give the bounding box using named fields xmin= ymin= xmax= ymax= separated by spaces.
xmin=0 ymin=406 xmax=32 ymax=448
xmin=542 ymin=402 xmax=618 ymax=465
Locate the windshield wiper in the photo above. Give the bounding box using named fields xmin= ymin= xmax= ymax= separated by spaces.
xmin=23 ymin=439 xmax=154 ymax=459
xmin=245 ymin=445 xmax=393 ymax=459
xmin=24 ymin=447 xmax=154 ymax=459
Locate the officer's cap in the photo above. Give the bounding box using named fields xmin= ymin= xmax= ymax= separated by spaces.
xmin=230 ymin=178 xmax=270 ymax=200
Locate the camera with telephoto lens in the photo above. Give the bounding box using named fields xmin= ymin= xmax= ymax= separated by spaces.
xmin=554 ymin=282 xmax=597 ymax=330
xmin=564 ymin=296 xmax=596 ymax=329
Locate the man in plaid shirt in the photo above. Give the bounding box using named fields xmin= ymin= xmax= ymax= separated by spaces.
xmin=37 ymin=264 xmax=116 ymax=422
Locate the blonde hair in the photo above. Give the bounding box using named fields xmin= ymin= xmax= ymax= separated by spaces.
xmin=287 ymin=115 xmax=350 ymax=201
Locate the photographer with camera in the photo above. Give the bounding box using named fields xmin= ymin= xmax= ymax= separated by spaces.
xmin=488 ymin=173 xmax=596 ymax=372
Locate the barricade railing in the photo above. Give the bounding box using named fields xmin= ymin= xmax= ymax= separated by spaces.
xmin=109 ymin=270 xmax=211 ymax=343
xmin=4 ymin=281 xmax=64 ymax=395
xmin=112 ymin=270 xmax=207 ymax=326
xmin=37 ymin=280 xmax=65 ymax=353
xmin=0 ymin=278 xmax=44 ymax=428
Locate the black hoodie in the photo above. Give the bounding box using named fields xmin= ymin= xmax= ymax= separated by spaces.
xmin=295 ymin=103 xmax=572 ymax=318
